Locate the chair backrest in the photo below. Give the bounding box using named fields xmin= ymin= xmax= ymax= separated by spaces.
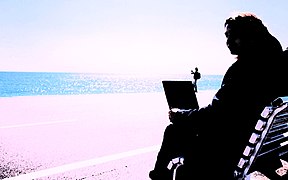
xmin=234 ymin=96 xmax=288 ymax=179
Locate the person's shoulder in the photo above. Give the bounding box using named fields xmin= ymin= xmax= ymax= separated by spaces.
xmin=280 ymin=48 xmax=288 ymax=67
xmin=283 ymin=48 xmax=288 ymax=56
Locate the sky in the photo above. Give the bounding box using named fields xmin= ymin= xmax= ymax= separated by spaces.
xmin=0 ymin=0 xmax=287 ymax=75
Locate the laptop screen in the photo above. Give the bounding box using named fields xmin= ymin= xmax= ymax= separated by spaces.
xmin=162 ymin=80 xmax=199 ymax=110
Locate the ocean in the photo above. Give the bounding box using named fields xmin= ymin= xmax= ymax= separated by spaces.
xmin=0 ymin=72 xmax=223 ymax=97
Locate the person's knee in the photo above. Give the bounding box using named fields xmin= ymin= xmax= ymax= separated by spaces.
xmin=163 ymin=124 xmax=176 ymax=135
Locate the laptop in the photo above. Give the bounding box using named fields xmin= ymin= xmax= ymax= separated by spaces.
xmin=162 ymin=80 xmax=199 ymax=110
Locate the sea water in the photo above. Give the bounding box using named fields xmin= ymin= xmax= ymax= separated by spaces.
xmin=0 ymin=72 xmax=223 ymax=97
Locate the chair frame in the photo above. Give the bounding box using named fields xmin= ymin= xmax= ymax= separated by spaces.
xmin=170 ymin=96 xmax=288 ymax=180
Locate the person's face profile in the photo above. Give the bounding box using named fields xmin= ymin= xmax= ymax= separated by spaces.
xmin=225 ymin=26 xmax=241 ymax=55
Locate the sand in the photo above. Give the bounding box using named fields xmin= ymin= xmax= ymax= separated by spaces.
xmin=0 ymin=90 xmax=284 ymax=179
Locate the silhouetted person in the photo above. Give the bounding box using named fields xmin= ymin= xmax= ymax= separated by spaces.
xmin=149 ymin=12 xmax=287 ymax=180
xmin=191 ymin=67 xmax=201 ymax=92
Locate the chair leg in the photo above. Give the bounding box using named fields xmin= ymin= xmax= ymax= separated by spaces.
xmin=167 ymin=157 xmax=184 ymax=180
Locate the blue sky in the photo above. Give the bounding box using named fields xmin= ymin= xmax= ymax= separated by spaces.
xmin=0 ymin=0 xmax=287 ymax=75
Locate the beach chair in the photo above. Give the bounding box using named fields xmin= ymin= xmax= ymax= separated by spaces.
xmin=169 ymin=96 xmax=288 ymax=180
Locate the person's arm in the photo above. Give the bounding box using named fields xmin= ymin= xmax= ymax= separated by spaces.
xmin=169 ymin=94 xmax=220 ymax=125
xmin=169 ymin=62 xmax=245 ymax=127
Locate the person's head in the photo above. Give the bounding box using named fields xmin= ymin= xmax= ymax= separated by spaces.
xmin=224 ymin=13 xmax=270 ymax=56
xmin=195 ymin=67 xmax=198 ymax=71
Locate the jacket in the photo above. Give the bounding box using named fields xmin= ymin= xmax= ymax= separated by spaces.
xmin=173 ymin=35 xmax=285 ymax=178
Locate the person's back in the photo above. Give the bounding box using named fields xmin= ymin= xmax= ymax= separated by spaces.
xmin=198 ymin=59 xmax=283 ymax=179
xmin=196 ymin=13 xmax=285 ymax=179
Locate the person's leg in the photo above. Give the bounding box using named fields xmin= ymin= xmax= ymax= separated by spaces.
xmin=149 ymin=124 xmax=181 ymax=179
xmin=149 ymin=124 xmax=199 ymax=179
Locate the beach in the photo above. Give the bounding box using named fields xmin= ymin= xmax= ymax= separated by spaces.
xmin=0 ymin=90 xmax=275 ymax=179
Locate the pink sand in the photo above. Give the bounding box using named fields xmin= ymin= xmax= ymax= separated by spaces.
xmin=0 ymin=91 xmax=217 ymax=179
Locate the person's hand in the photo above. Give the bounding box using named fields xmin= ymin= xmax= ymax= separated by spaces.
xmin=169 ymin=108 xmax=193 ymax=124
xmin=169 ymin=108 xmax=192 ymax=123
xmin=169 ymin=108 xmax=180 ymax=123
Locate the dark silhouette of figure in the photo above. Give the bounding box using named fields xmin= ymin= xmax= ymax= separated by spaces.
xmin=191 ymin=67 xmax=201 ymax=92
xmin=149 ymin=13 xmax=287 ymax=180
